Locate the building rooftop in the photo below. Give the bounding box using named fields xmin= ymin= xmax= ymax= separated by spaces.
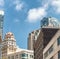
xmin=41 ymin=17 xmax=60 ymax=28
xmin=34 ymin=28 xmax=59 ymax=48
xmin=4 ymin=32 xmax=15 ymax=41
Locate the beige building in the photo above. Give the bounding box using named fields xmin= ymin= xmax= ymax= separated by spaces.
xmin=43 ymin=28 xmax=60 ymax=59
xmin=28 ymin=29 xmax=40 ymax=50
xmin=34 ymin=17 xmax=60 ymax=59
xmin=1 ymin=32 xmax=34 ymax=59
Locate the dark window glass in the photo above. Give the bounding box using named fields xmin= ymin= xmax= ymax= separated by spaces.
xmin=22 ymin=53 xmax=28 ymax=57
xmin=11 ymin=56 xmax=14 ymax=59
xmin=8 ymin=56 xmax=10 ymax=59
xmin=49 ymin=45 xmax=53 ymax=54
xmin=57 ymin=37 xmax=60 ymax=45
xmin=58 ymin=51 xmax=60 ymax=59
xmin=44 ymin=45 xmax=53 ymax=58
xmin=30 ymin=55 xmax=33 ymax=58
xmin=16 ymin=55 xmax=18 ymax=58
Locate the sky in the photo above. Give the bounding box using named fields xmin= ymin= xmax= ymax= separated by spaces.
xmin=0 ymin=0 xmax=60 ymax=49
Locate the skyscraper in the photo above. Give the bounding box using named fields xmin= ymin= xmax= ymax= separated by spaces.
xmin=0 ymin=10 xmax=4 ymax=59
xmin=0 ymin=10 xmax=4 ymax=38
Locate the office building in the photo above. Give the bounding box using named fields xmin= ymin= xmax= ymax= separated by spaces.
xmin=34 ymin=17 xmax=60 ymax=59
xmin=43 ymin=29 xmax=60 ymax=59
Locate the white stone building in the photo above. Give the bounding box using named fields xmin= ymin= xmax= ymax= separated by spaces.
xmin=1 ymin=32 xmax=34 ymax=59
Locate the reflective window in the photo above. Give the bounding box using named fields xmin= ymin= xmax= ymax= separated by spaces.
xmin=22 ymin=53 xmax=28 ymax=57
xmin=22 ymin=58 xmax=27 ymax=59
xmin=57 ymin=37 xmax=60 ymax=45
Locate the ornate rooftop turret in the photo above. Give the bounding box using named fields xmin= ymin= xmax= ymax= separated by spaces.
xmin=4 ymin=32 xmax=16 ymax=41
xmin=41 ymin=17 xmax=60 ymax=28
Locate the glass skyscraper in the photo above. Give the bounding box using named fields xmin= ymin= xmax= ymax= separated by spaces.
xmin=0 ymin=10 xmax=4 ymax=38
xmin=0 ymin=10 xmax=4 ymax=59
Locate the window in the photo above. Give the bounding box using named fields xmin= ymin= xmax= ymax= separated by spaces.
xmin=57 ymin=37 xmax=60 ymax=45
xmin=58 ymin=51 xmax=60 ymax=59
xmin=49 ymin=45 xmax=53 ymax=54
xmin=30 ymin=55 xmax=33 ymax=58
xmin=16 ymin=55 xmax=18 ymax=59
xmin=11 ymin=56 xmax=14 ymax=59
xmin=44 ymin=45 xmax=53 ymax=59
xmin=8 ymin=56 xmax=10 ymax=59
xmin=22 ymin=58 xmax=27 ymax=59
xmin=22 ymin=53 xmax=28 ymax=57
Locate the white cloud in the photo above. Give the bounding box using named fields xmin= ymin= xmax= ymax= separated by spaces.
xmin=0 ymin=0 xmax=4 ymax=6
xmin=15 ymin=3 xmax=24 ymax=11
xmin=51 ymin=0 xmax=60 ymax=13
xmin=13 ymin=0 xmax=25 ymax=11
xmin=27 ymin=4 xmax=48 ymax=23
xmin=38 ymin=0 xmax=60 ymax=14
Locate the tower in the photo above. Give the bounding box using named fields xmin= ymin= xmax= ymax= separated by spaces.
xmin=0 ymin=10 xmax=4 ymax=38
xmin=2 ymin=32 xmax=17 ymax=59
xmin=0 ymin=10 xmax=4 ymax=59
xmin=28 ymin=30 xmax=40 ymax=50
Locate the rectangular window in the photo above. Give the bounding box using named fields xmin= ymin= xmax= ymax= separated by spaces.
xmin=58 ymin=51 xmax=60 ymax=59
xmin=16 ymin=55 xmax=18 ymax=59
xmin=44 ymin=45 xmax=53 ymax=59
xmin=49 ymin=45 xmax=53 ymax=54
xmin=30 ymin=55 xmax=33 ymax=58
xmin=11 ymin=56 xmax=14 ymax=59
xmin=22 ymin=53 xmax=28 ymax=57
xmin=8 ymin=56 xmax=10 ymax=59
xmin=57 ymin=37 xmax=60 ymax=45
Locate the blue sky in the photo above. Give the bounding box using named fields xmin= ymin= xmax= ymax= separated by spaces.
xmin=0 ymin=0 xmax=60 ymax=49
